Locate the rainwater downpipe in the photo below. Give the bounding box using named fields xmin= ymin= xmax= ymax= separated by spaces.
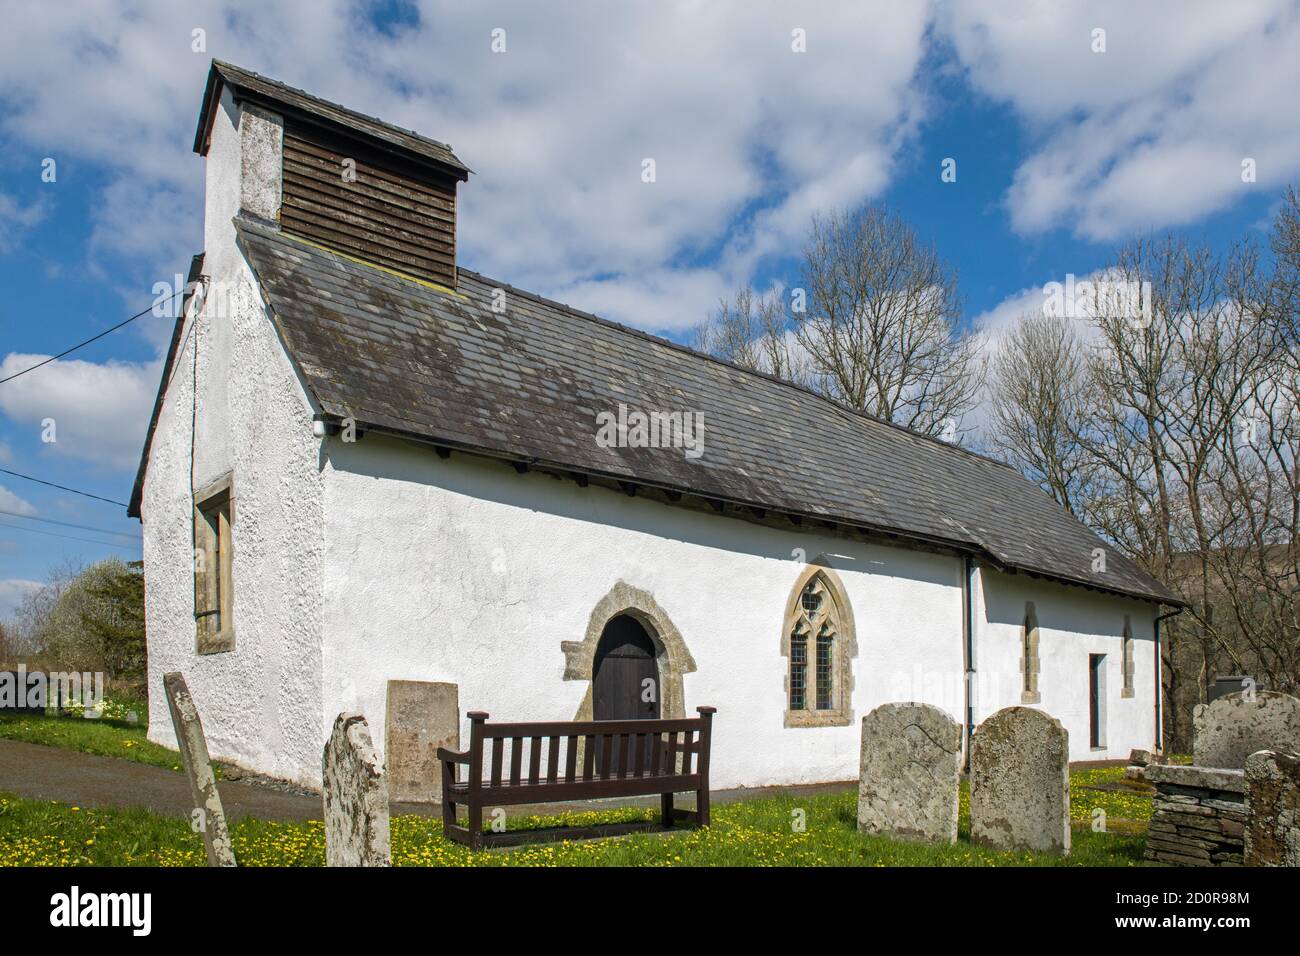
xmin=1153 ymin=606 xmax=1183 ymax=753
xmin=962 ymin=555 xmax=976 ymax=772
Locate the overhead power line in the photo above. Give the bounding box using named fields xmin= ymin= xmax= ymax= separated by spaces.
xmin=0 ymin=290 xmax=182 ymax=386
xmin=0 ymin=508 xmax=140 ymax=541
xmin=0 ymin=467 xmax=128 ymax=507
xmin=0 ymin=518 xmax=139 ymax=552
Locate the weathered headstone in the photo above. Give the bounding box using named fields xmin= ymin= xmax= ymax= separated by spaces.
xmin=1244 ymin=750 xmax=1300 ymax=867
xmin=162 ymin=671 xmax=236 ymax=867
xmin=323 ymin=712 xmax=391 ymax=866
xmin=858 ymin=702 xmax=961 ymax=843
xmin=385 ymin=680 xmax=458 ymax=803
xmin=1193 ymin=691 xmax=1300 ymax=769
xmin=970 ymin=706 xmax=1070 ymax=855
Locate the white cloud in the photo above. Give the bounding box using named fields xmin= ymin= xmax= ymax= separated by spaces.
xmin=0 ymin=484 xmax=37 ymax=517
xmin=1 ymin=1 xmax=1292 ymax=337
xmin=0 ymin=191 xmax=49 ymax=252
xmin=0 ymin=1 xmax=933 ymax=332
xmin=0 ymin=354 xmax=160 ymax=471
xmin=939 ymin=0 xmax=1300 ymax=239
xmin=0 ymin=578 xmax=42 ymax=620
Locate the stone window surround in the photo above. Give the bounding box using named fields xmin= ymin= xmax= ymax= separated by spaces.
xmin=561 ymin=581 xmax=697 ymax=720
xmin=1121 ymin=615 xmax=1135 ymax=698
xmin=1020 ymin=601 xmax=1040 ymax=704
xmin=194 ymin=472 xmax=235 ymax=655
xmin=782 ymin=561 xmax=857 ymax=728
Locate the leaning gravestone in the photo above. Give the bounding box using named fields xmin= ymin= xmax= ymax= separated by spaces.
xmin=385 ymin=680 xmax=459 ymax=803
xmin=163 ymin=671 xmax=236 ymax=867
xmin=1193 ymin=691 xmax=1300 ymax=769
xmin=970 ymin=706 xmax=1070 ymax=855
xmin=858 ymin=702 xmax=961 ymax=843
xmin=1244 ymin=750 xmax=1300 ymax=867
xmin=323 ymin=712 xmax=391 ymax=866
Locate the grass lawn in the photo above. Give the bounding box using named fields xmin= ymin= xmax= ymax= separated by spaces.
xmin=0 ymin=765 xmax=1152 ymax=867
xmin=0 ymin=710 xmax=187 ymax=775
xmin=0 ymin=707 xmax=1155 ymax=866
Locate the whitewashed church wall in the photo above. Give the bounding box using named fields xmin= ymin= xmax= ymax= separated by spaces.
xmin=320 ymin=436 xmax=967 ymax=791
xmin=142 ymin=90 xmax=325 ymax=787
xmin=973 ymin=566 xmax=1159 ymax=762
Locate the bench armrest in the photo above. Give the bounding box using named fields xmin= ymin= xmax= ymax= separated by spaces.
xmin=437 ymin=747 xmax=470 ymax=765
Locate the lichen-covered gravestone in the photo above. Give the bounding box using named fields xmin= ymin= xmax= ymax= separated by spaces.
xmin=858 ymin=702 xmax=961 ymax=844
xmin=1193 ymin=691 xmax=1300 ymax=769
xmin=162 ymin=671 xmax=236 ymax=867
xmin=1244 ymin=750 xmax=1300 ymax=866
xmin=323 ymin=712 xmax=391 ymax=866
xmin=970 ymin=706 xmax=1070 ymax=855
xmin=385 ymin=680 xmax=458 ymax=803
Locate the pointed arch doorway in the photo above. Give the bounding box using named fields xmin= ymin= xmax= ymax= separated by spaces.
xmin=593 ymin=614 xmax=661 ymax=721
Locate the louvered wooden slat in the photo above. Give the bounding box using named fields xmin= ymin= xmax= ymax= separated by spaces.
xmin=279 ymin=123 xmax=458 ymax=288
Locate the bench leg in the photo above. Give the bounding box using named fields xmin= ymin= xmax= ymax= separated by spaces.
xmin=661 ymin=793 xmax=675 ymax=828
xmin=467 ymin=802 xmax=484 ymax=851
xmin=696 ymin=786 xmax=710 ymax=828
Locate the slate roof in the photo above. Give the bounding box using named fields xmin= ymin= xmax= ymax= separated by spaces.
xmin=230 ymin=217 xmax=1181 ymax=606
xmin=193 ymin=61 xmax=470 ymax=179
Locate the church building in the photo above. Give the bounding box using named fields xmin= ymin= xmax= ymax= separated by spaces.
xmin=130 ymin=62 xmax=1183 ymax=791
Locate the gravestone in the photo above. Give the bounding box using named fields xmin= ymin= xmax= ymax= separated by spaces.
xmin=1193 ymin=691 xmax=1300 ymax=769
xmin=385 ymin=680 xmax=458 ymax=803
xmin=1244 ymin=750 xmax=1300 ymax=867
xmin=858 ymin=702 xmax=961 ymax=843
xmin=162 ymin=671 xmax=236 ymax=867
xmin=323 ymin=712 xmax=391 ymax=866
xmin=970 ymin=706 xmax=1070 ymax=855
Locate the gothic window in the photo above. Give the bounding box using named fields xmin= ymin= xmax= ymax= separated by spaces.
xmin=1021 ymin=601 xmax=1040 ymax=704
xmin=783 ymin=565 xmax=856 ymax=727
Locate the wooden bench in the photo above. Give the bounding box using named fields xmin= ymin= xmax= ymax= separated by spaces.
xmin=437 ymin=706 xmax=716 ymax=849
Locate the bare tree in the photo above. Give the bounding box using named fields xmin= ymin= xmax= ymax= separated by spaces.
xmin=987 ymin=218 xmax=1297 ymax=750
xmin=987 ymin=310 xmax=1093 ymax=516
xmin=690 ymin=205 xmax=982 ymax=440
xmin=690 ymin=286 xmax=810 ymax=385
xmin=796 ymin=206 xmax=981 ymax=436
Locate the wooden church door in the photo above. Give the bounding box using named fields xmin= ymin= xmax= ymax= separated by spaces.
xmin=593 ymin=615 xmax=660 ymax=721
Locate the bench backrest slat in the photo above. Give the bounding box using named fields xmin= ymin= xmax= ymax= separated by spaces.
xmin=490 ymin=737 xmax=504 ymax=788
xmin=527 ymin=736 xmax=542 ymax=785
xmin=565 ymin=735 xmax=578 ymax=782
xmin=547 ymin=736 xmax=561 ymax=784
xmin=456 ymin=709 xmax=715 ymax=792
xmin=509 ymin=736 xmax=523 ymax=786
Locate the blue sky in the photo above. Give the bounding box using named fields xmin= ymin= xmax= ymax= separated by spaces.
xmin=0 ymin=1 xmax=1297 ymax=618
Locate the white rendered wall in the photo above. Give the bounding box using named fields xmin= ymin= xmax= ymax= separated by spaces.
xmin=972 ymin=566 xmax=1158 ymax=762
xmin=320 ymin=437 xmax=967 ymax=791
xmin=141 ymin=91 xmax=325 ymax=787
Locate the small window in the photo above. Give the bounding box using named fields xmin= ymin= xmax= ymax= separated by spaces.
xmin=1121 ymin=616 xmax=1135 ymax=698
xmin=194 ymin=474 xmax=235 ymax=654
xmin=1021 ymin=602 xmax=1040 ymax=704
